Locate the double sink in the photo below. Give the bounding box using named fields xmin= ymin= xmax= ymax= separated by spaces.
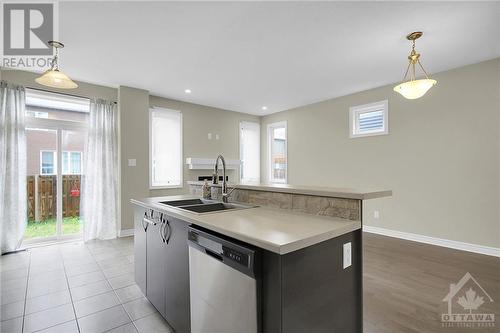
xmin=159 ymin=198 xmax=256 ymax=214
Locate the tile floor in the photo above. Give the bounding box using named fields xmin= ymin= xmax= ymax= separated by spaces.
xmin=0 ymin=237 xmax=173 ymax=333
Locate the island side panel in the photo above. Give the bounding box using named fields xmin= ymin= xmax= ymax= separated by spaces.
xmin=262 ymin=251 xmax=283 ymax=333
xmin=281 ymin=230 xmax=362 ymax=333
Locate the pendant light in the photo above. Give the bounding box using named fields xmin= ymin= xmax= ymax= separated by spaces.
xmin=35 ymin=41 xmax=78 ymax=89
xmin=393 ymin=32 xmax=436 ymax=99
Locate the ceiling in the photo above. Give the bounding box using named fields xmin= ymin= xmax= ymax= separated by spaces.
xmin=57 ymin=1 xmax=500 ymax=115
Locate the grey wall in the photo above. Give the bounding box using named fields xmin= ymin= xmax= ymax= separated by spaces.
xmin=118 ymin=86 xmax=150 ymax=232
xmin=261 ymin=58 xmax=500 ymax=248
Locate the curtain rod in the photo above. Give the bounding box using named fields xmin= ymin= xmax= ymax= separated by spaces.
xmin=26 ymin=86 xmax=117 ymax=104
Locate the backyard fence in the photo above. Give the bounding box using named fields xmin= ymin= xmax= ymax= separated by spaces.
xmin=27 ymin=175 xmax=81 ymax=221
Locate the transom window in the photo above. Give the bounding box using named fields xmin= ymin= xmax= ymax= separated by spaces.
xmin=349 ymin=100 xmax=388 ymax=138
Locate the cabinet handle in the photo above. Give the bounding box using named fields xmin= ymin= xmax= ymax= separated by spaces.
xmin=159 ymin=219 xmax=166 ymax=242
xmin=164 ymin=220 xmax=172 ymax=244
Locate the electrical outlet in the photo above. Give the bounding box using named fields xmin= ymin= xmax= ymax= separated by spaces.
xmin=374 ymin=210 xmax=380 ymax=219
xmin=128 ymin=159 xmax=136 ymax=167
xmin=343 ymin=242 xmax=352 ymax=269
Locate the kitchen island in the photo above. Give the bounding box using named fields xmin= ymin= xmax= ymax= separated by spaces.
xmin=131 ymin=185 xmax=391 ymax=333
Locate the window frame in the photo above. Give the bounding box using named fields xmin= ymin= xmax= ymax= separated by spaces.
xmin=149 ymin=107 xmax=183 ymax=189
xmin=349 ymin=100 xmax=388 ymax=138
xmin=239 ymin=121 xmax=261 ymax=183
xmin=267 ymin=121 xmax=288 ymax=184
xmin=40 ymin=150 xmax=57 ymax=175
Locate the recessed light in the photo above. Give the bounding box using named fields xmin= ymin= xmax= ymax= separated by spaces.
xmin=184 ymin=89 xmax=192 ymax=94
xmin=261 ymin=106 xmax=268 ymax=110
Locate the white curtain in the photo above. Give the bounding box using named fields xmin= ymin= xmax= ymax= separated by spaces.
xmin=82 ymin=99 xmax=118 ymax=241
xmin=0 ymin=82 xmax=26 ymax=254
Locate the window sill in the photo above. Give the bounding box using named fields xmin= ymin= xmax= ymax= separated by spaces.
xmin=350 ymin=130 xmax=388 ymax=139
xmin=150 ymin=185 xmax=184 ymax=190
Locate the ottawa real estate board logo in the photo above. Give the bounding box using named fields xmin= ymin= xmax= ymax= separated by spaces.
xmin=441 ymin=272 xmax=495 ymax=329
xmin=1 ymin=2 xmax=57 ymax=70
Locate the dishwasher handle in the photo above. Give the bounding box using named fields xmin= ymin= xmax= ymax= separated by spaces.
xmin=204 ymin=249 xmax=223 ymax=261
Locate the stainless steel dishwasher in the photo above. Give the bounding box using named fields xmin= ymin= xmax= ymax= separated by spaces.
xmin=188 ymin=226 xmax=260 ymax=333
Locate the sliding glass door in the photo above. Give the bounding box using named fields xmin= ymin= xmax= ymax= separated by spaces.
xmin=24 ymin=89 xmax=89 ymax=244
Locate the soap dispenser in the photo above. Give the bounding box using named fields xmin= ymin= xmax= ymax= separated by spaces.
xmin=202 ymin=179 xmax=211 ymax=199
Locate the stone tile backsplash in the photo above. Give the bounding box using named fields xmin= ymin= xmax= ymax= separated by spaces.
xmin=189 ymin=184 xmax=361 ymax=221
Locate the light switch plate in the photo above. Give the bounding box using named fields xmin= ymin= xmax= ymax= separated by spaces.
xmin=343 ymin=242 xmax=352 ymax=269
xmin=215 ymin=134 xmax=220 ymax=140
xmin=128 ymin=159 xmax=136 ymax=167
xmin=374 ymin=210 xmax=380 ymax=219
xmin=208 ymin=133 xmax=212 ymax=140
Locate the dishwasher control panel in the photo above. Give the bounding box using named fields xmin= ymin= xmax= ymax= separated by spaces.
xmin=222 ymin=246 xmax=249 ymax=267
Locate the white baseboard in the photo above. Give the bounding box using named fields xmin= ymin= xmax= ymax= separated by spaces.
xmin=119 ymin=229 xmax=134 ymax=238
xmin=362 ymin=225 xmax=500 ymax=258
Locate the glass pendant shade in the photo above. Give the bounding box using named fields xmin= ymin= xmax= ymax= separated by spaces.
xmin=393 ymin=78 xmax=436 ymax=99
xmin=35 ymin=69 xmax=78 ymax=89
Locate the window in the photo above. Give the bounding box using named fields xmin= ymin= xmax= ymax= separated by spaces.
xmin=349 ymin=100 xmax=388 ymax=138
xmin=150 ymin=108 xmax=183 ymax=188
xmin=239 ymin=121 xmax=260 ymax=183
xmin=40 ymin=151 xmax=83 ymax=175
xmin=62 ymin=151 xmax=82 ymax=175
xmin=268 ymin=121 xmax=287 ymax=183
xmin=40 ymin=151 xmax=56 ymax=175
xmin=25 ymin=88 xmax=90 ymax=123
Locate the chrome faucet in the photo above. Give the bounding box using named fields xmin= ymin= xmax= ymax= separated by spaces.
xmin=213 ymin=155 xmax=232 ymax=203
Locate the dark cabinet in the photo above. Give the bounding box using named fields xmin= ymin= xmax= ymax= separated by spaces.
xmin=133 ymin=208 xmax=148 ymax=295
xmin=164 ymin=217 xmax=190 ymax=333
xmin=146 ymin=214 xmax=168 ymax=316
xmin=134 ymin=208 xmax=190 ymax=333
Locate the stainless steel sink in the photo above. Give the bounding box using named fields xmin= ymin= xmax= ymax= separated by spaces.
xmin=159 ymin=199 xmax=256 ymax=215
xmin=159 ymin=198 xmax=208 ymax=207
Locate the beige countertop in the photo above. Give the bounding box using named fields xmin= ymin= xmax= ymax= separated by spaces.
xmin=187 ymin=181 xmax=392 ymax=200
xmin=131 ymin=195 xmax=361 ymax=254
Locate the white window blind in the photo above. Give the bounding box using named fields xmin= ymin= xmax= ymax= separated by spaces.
xmin=239 ymin=121 xmax=260 ymax=183
xmin=150 ymin=108 xmax=183 ymax=188
xmin=349 ymin=100 xmax=388 ymax=138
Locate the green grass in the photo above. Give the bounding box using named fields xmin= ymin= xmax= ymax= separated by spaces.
xmin=25 ymin=216 xmax=82 ymax=239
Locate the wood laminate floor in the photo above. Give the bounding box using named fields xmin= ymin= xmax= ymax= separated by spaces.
xmin=363 ymin=232 xmax=500 ymax=333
